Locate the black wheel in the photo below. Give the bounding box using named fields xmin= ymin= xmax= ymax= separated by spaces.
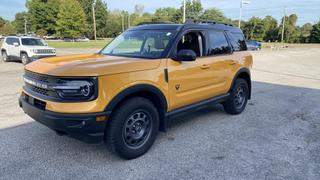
xmin=223 ymin=78 xmax=249 ymax=115
xmin=105 ymin=97 xmax=159 ymax=159
xmin=1 ymin=51 xmax=9 ymax=62
xmin=21 ymin=53 xmax=30 ymax=65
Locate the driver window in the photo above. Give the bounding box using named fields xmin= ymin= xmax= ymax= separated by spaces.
xmin=177 ymin=32 xmax=203 ymax=57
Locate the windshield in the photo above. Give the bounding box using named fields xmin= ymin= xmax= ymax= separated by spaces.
xmin=21 ymin=38 xmax=45 ymax=46
xmin=100 ymin=30 xmax=175 ymax=59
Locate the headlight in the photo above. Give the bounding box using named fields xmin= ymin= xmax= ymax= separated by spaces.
xmin=52 ymin=79 xmax=97 ymax=101
xmin=52 ymin=49 xmax=56 ymax=53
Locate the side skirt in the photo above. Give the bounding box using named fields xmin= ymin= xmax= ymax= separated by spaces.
xmin=162 ymin=93 xmax=230 ymax=132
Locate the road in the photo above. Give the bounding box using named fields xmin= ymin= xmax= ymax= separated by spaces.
xmin=0 ymin=47 xmax=319 ymax=180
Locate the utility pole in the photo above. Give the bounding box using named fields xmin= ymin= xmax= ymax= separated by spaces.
xmin=121 ymin=14 xmax=124 ymax=33
xmin=24 ymin=16 xmax=27 ymax=35
xmin=183 ymin=0 xmax=186 ymax=23
xmin=239 ymin=0 xmax=250 ymax=28
xmin=128 ymin=13 xmax=131 ymax=28
xmin=281 ymin=7 xmax=286 ymax=43
xmin=92 ymin=1 xmax=97 ymax=42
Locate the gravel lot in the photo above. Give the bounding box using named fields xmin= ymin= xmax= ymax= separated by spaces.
xmin=0 ymin=47 xmax=319 ymax=180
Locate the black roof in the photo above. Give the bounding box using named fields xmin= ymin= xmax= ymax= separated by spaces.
xmin=129 ymin=22 xmax=242 ymax=33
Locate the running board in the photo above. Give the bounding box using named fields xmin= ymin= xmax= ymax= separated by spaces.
xmin=161 ymin=93 xmax=230 ymax=132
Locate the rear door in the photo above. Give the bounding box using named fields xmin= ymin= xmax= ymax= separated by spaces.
xmin=197 ymin=29 xmax=235 ymax=96
xmin=10 ymin=38 xmax=21 ymax=57
xmin=4 ymin=38 xmax=14 ymax=56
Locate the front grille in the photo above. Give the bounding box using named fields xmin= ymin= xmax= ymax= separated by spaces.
xmin=25 ymin=70 xmax=49 ymax=83
xmin=37 ymin=49 xmax=54 ymax=54
xmin=27 ymin=84 xmax=49 ymax=96
xmin=24 ymin=71 xmax=58 ymax=98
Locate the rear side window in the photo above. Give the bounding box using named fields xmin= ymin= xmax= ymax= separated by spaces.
xmin=208 ymin=30 xmax=231 ymax=56
xmin=227 ymin=32 xmax=247 ymax=51
xmin=5 ymin=38 xmax=20 ymax=45
xmin=5 ymin=38 xmax=13 ymax=45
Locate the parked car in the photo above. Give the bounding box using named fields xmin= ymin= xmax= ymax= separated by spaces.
xmin=75 ymin=37 xmax=90 ymax=42
xmin=246 ymin=40 xmax=262 ymax=51
xmin=19 ymin=20 xmax=252 ymax=159
xmin=44 ymin=35 xmax=60 ymax=41
xmin=63 ymin=37 xmax=74 ymax=42
xmin=1 ymin=36 xmax=56 ymax=64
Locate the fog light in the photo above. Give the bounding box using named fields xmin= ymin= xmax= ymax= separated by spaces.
xmin=96 ymin=116 xmax=106 ymax=122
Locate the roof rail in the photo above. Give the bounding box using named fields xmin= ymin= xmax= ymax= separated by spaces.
xmin=137 ymin=21 xmax=174 ymax=26
xmin=185 ymin=19 xmax=233 ymax=27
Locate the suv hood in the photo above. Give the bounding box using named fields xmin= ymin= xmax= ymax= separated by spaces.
xmin=25 ymin=54 xmax=161 ymax=76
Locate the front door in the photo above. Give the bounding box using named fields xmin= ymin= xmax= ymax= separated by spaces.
xmin=167 ymin=31 xmax=217 ymax=110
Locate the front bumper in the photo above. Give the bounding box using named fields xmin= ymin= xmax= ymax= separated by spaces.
xmin=19 ymin=93 xmax=111 ymax=143
xmin=30 ymin=55 xmax=56 ymax=61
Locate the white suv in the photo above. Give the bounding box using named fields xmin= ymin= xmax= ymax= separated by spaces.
xmin=1 ymin=36 xmax=56 ymax=65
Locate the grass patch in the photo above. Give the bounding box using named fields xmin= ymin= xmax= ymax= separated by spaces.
xmin=46 ymin=39 xmax=113 ymax=49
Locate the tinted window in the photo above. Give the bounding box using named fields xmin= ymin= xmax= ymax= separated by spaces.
xmin=227 ymin=32 xmax=247 ymax=51
xmin=177 ymin=32 xmax=202 ymax=57
xmin=6 ymin=38 xmax=20 ymax=45
xmin=5 ymin=38 xmax=13 ymax=45
xmin=21 ymin=38 xmax=45 ymax=46
xmin=208 ymin=30 xmax=231 ymax=55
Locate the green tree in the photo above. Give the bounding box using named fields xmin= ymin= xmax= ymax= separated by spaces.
xmin=262 ymin=16 xmax=279 ymax=42
xmin=105 ymin=10 xmax=122 ymax=37
xmin=279 ymin=14 xmax=299 ymax=43
xmin=27 ymin=0 xmax=60 ymax=34
xmin=178 ymin=0 xmax=203 ymax=21
xmin=56 ymin=0 xmax=87 ymax=38
xmin=0 ymin=23 xmax=16 ymax=35
xmin=242 ymin=17 xmax=265 ymax=41
xmin=0 ymin=17 xmax=6 ymax=28
xmin=153 ymin=8 xmax=179 ymax=23
xmin=310 ymin=21 xmax=320 ymax=43
xmin=78 ymin=0 xmax=109 ymax=38
xmin=299 ymin=23 xmax=313 ymax=43
xmin=200 ymin=8 xmax=231 ymax=23
xmin=12 ymin=12 xmax=31 ymax=34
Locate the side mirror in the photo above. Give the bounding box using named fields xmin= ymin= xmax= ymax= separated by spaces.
xmin=173 ymin=49 xmax=196 ymax=61
xmin=13 ymin=42 xmax=19 ymax=47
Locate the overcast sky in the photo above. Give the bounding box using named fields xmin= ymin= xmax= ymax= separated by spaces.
xmin=1 ymin=0 xmax=319 ymax=25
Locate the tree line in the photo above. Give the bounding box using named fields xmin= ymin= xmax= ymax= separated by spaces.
xmin=0 ymin=0 xmax=319 ymax=43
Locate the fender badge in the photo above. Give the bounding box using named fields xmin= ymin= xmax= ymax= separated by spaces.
xmin=175 ymin=84 xmax=180 ymax=91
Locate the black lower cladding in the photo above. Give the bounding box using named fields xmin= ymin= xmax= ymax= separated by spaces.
xmin=19 ymin=93 xmax=111 ymax=143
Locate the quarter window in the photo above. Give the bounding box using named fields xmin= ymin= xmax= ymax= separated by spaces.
xmin=208 ymin=30 xmax=231 ymax=55
xmin=227 ymin=32 xmax=247 ymax=51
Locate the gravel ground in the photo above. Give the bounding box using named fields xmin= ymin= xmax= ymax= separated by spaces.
xmin=0 ymin=47 xmax=319 ymax=180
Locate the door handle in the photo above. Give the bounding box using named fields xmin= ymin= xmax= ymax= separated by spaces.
xmin=230 ymin=61 xmax=237 ymax=65
xmin=201 ymin=64 xmax=210 ymax=70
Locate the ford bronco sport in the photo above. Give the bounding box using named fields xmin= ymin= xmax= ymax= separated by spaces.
xmin=19 ymin=20 xmax=252 ymax=159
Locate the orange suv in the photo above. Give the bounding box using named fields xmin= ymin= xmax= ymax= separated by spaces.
xmin=19 ymin=20 xmax=253 ymax=159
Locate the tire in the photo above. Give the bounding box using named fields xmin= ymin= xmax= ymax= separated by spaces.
xmin=223 ymin=78 xmax=249 ymax=115
xmin=1 ymin=50 xmax=9 ymax=62
xmin=21 ymin=53 xmax=30 ymax=65
xmin=105 ymin=97 xmax=159 ymax=159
